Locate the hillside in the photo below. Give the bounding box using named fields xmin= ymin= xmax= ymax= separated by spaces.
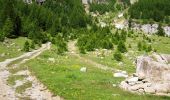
xmin=0 ymin=0 xmax=170 ymax=99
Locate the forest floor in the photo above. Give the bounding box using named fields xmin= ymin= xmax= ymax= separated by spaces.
xmin=0 ymin=42 xmax=62 ymax=100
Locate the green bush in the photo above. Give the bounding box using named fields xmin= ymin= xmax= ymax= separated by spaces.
xmin=114 ymin=51 xmax=122 ymax=61
xmin=23 ymin=41 xmax=30 ymax=52
xmin=117 ymin=41 xmax=127 ymax=53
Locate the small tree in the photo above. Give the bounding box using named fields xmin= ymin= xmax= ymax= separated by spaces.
xmin=30 ymin=41 xmax=35 ymax=49
xmin=117 ymin=41 xmax=127 ymax=53
xmin=146 ymin=45 xmax=152 ymax=52
xmin=0 ymin=31 xmax=5 ymax=42
xmin=128 ymin=44 xmax=132 ymax=48
xmin=114 ymin=51 xmax=122 ymax=61
xmin=79 ymin=46 xmax=86 ymax=54
xmin=23 ymin=41 xmax=30 ymax=52
xmin=137 ymin=41 xmax=142 ymax=51
xmin=157 ymin=24 xmax=165 ymax=36
xmin=3 ymin=18 xmax=13 ymax=37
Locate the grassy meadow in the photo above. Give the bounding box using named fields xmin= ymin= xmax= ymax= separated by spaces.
xmin=24 ymin=44 xmax=170 ymax=100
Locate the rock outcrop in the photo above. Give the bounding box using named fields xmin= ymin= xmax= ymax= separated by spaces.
xmin=131 ymin=23 xmax=170 ymax=36
xmin=120 ymin=53 xmax=170 ymax=96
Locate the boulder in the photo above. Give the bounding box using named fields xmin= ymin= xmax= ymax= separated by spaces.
xmin=136 ymin=54 xmax=170 ymax=82
xmin=120 ymin=53 xmax=170 ymax=96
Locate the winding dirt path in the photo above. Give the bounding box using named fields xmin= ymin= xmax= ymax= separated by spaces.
xmin=68 ymin=41 xmax=119 ymax=72
xmin=0 ymin=42 xmax=62 ymax=100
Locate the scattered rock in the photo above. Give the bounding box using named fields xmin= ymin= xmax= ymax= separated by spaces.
xmin=112 ymin=94 xmax=120 ymax=96
xmin=48 ymin=58 xmax=55 ymax=63
xmin=114 ymin=71 xmax=128 ymax=78
xmin=112 ymin=84 xmax=117 ymax=87
xmin=126 ymin=77 xmax=138 ymax=83
xmin=80 ymin=67 xmax=87 ymax=72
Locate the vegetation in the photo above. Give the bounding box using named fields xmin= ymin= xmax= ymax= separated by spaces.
xmin=89 ymin=0 xmax=116 ymax=14
xmin=129 ymin=0 xmax=170 ymax=22
xmin=0 ymin=0 xmax=90 ymax=47
xmin=23 ymin=41 xmax=30 ymax=52
xmin=157 ymin=24 xmax=165 ymax=36
xmin=0 ymin=37 xmax=30 ymax=61
xmin=0 ymin=0 xmax=170 ymax=99
xmin=114 ymin=51 xmax=122 ymax=61
xmin=24 ymin=47 xmax=170 ymax=100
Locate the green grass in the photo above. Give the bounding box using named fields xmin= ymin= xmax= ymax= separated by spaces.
xmin=0 ymin=37 xmax=28 ymax=62
xmin=24 ymin=49 xmax=170 ymax=100
xmin=0 ymin=37 xmax=40 ymax=62
xmin=7 ymin=75 xmax=26 ymax=85
xmin=80 ymin=33 xmax=170 ymax=73
xmin=16 ymin=81 xmax=32 ymax=94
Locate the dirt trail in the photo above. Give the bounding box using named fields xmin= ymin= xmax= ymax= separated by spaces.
xmin=68 ymin=41 xmax=119 ymax=72
xmin=0 ymin=42 xmax=62 ymax=100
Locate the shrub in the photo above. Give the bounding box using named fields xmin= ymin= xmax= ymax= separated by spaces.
xmin=30 ymin=41 xmax=35 ymax=49
xmin=23 ymin=41 xmax=30 ymax=52
xmin=114 ymin=51 xmax=122 ymax=61
xmin=0 ymin=31 xmax=5 ymax=42
xmin=117 ymin=41 xmax=127 ymax=53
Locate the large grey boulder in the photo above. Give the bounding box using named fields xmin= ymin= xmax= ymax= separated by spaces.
xmin=120 ymin=53 xmax=170 ymax=96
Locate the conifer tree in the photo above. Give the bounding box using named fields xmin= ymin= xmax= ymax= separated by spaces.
xmin=3 ymin=18 xmax=13 ymax=37
xmin=114 ymin=51 xmax=122 ymax=61
xmin=117 ymin=41 xmax=127 ymax=53
xmin=23 ymin=41 xmax=30 ymax=52
xmin=30 ymin=41 xmax=35 ymax=49
xmin=157 ymin=24 xmax=165 ymax=36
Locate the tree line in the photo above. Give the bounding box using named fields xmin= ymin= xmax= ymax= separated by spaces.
xmin=0 ymin=0 xmax=91 ymax=54
xmin=129 ymin=0 xmax=170 ymax=23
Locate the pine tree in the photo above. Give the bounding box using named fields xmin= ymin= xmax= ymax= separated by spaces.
xmin=117 ymin=41 xmax=127 ymax=53
xmin=23 ymin=41 xmax=30 ymax=52
xmin=137 ymin=41 xmax=142 ymax=51
xmin=157 ymin=24 xmax=165 ymax=36
xmin=30 ymin=41 xmax=35 ymax=49
xmin=0 ymin=31 xmax=5 ymax=42
xmin=146 ymin=45 xmax=152 ymax=52
xmin=114 ymin=51 xmax=122 ymax=61
xmin=3 ymin=18 xmax=13 ymax=37
xmin=14 ymin=15 xmax=22 ymax=36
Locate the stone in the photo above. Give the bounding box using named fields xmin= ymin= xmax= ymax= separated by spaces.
xmin=114 ymin=72 xmax=128 ymax=78
xmin=127 ymin=77 xmax=138 ymax=83
xmin=112 ymin=94 xmax=120 ymax=96
xmin=138 ymin=89 xmax=144 ymax=93
xmin=48 ymin=58 xmax=55 ymax=63
xmin=128 ymin=82 xmax=136 ymax=86
xmin=120 ymin=81 xmax=129 ymax=90
xmin=80 ymin=67 xmax=87 ymax=72
xmin=120 ymin=53 xmax=170 ymax=96
xmin=144 ymin=87 xmax=155 ymax=94
xmin=112 ymin=84 xmax=116 ymax=87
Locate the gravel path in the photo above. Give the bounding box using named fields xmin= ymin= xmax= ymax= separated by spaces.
xmin=0 ymin=42 xmax=62 ymax=100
